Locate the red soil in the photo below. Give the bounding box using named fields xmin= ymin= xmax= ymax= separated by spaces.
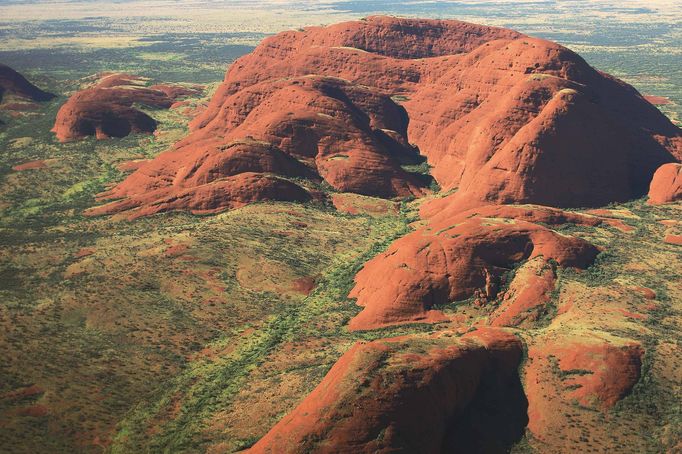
xmin=648 ymin=162 xmax=682 ymax=205
xmin=248 ymin=328 xmax=527 ymax=453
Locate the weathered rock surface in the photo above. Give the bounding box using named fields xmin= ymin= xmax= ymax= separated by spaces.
xmin=348 ymin=205 xmax=600 ymax=330
xmin=648 ymin=162 xmax=682 ymax=205
xmin=90 ymin=76 xmax=426 ymax=217
xmin=51 ymin=73 xmax=200 ymax=142
xmin=194 ymin=16 xmax=681 ymax=211
xmin=525 ymin=335 xmax=643 ymax=441
xmin=248 ymin=328 xmax=527 ymax=454
xmin=94 ymin=16 xmax=680 ymax=217
xmin=86 ymin=171 xmax=311 ymax=219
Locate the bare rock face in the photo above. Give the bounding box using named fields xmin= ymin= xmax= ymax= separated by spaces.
xmin=648 ymin=162 xmax=682 ymax=205
xmin=348 ymin=205 xmax=601 ymax=331
xmin=247 ymin=328 xmax=527 ymax=454
xmin=86 ymin=170 xmax=311 ymax=219
xmin=94 ymin=16 xmax=680 ymax=217
xmin=0 ymin=63 xmax=55 ymax=103
xmin=51 ymin=74 xmax=200 ymax=142
xmin=90 ymin=76 xmax=426 ymax=217
xmin=192 ymin=15 xmax=681 ymax=211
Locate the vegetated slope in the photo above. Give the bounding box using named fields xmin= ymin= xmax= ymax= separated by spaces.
xmin=51 ymin=73 xmax=201 ymax=142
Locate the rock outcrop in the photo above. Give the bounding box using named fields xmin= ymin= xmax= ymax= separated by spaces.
xmin=525 ymin=335 xmax=643 ymax=442
xmin=96 ymin=16 xmax=680 ymax=218
xmin=89 ymin=75 xmax=426 ymax=217
xmin=248 ymin=328 xmax=527 ymax=454
xmin=348 ymin=205 xmax=601 ymax=330
xmin=51 ymin=74 xmax=200 ymax=142
xmin=196 ymin=16 xmax=681 ymax=210
xmin=648 ymin=162 xmax=682 ymax=205
xmin=0 ymin=63 xmax=54 ymax=103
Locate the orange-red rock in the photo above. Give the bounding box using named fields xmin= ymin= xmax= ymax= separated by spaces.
xmin=90 ymin=76 xmax=426 ymax=217
xmin=490 ymin=258 xmax=556 ymax=327
xmin=12 ymin=160 xmax=46 ymax=171
xmin=525 ymin=336 xmax=643 ymax=442
xmin=92 ymin=17 xmax=681 ymax=217
xmin=248 ymin=328 xmax=527 ymax=453
xmin=51 ymin=73 xmax=199 ymax=142
xmin=348 ymin=208 xmax=599 ymax=330
xmin=648 ymin=163 xmax=682 ymax=205
xmin=87 ymin=171 xmax=311 ymax=219
xmin=644 ymin=95 xmax=673 ymax=106
xmin=192 ymin=16 xmax=681 ymax=212
xmin=664 ymin=234 xmax=682 ymax=246
xmin=0 ymin=63 xmax=54 ymax=103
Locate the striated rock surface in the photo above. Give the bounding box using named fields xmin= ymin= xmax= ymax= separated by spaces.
xmin=51 ymin=73 xmax=200 ymax=142
xmin=248 ymin=328 xmax=527 ymax=454
xmin=0 ymin=63 xmax=54 ymax=104
xmin=648 ymin=162 xmax=682 ymax=205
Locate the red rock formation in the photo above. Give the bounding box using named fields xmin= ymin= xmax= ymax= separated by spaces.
xmin=0 ymin=63 xmax=54 ymax=103
xmin=490 ymin=258 xmax=557 ymax=327
xmin=648 ymin=163 xmax=682 ymax=205
xmin=86 ymin=171 xmax=311 ymax=219
xmin=248 ymin=328 xmax=527 ymax=454
xmin=96 ymin=16 xmax=680 ymax=217
xmin=191 ymin=16 xmax=681 ymax=212
xmin=12 ymin=160 xmax=47 ymax=171
xmin=664 ymin=234 xmax=682 ymax=246
xmin=149 ymin=84 xmax=202 ymax=99
xmin=644 ymin=95 xmax=672 ymax=106
xmin=51 ymin=74 xmax=200 ymax=142
xmin=525 ymin=336 xmax=643 ymax=441
xmin=90 ymin=76 xmax=426 ymax=217
xmin=348 ymin=206 xmax=600 ymax=330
